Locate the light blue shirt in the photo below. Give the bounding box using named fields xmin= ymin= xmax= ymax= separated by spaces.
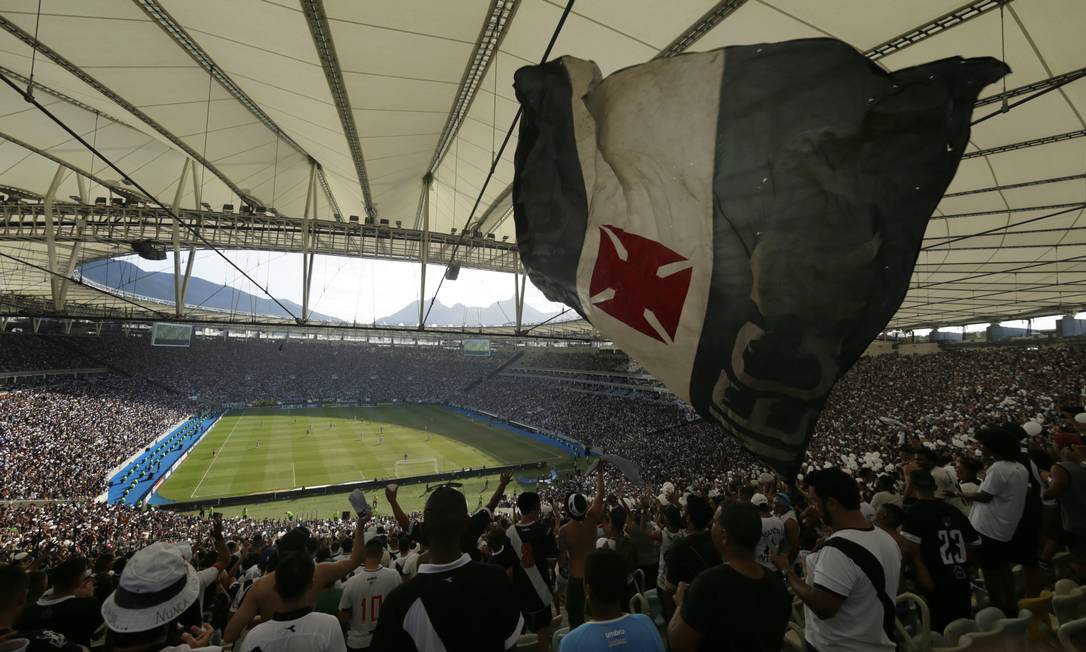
xmin=559 ymin=613 xmax=664 ymax=652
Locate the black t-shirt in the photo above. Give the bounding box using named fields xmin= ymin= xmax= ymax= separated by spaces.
xmin=680 ymin=565 xmax=791 ymax=652
xmin=370 ymin=554 xmax=524 ymax=652
xmin=665 ymin=532 xmax=721 ymax=587
xmin=17 ymin=594 xmax=102 ymax=647
xmin=901 ymin=499 xmax=979 ymax=592
xmin=0 ymin=627 xmax=85 ymax=652
xmin=497 ymin=521 xmax=559 ymax=614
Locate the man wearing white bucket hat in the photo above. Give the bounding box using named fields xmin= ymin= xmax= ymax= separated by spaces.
xmin=100 ymin=542 xmax=219 ymax=651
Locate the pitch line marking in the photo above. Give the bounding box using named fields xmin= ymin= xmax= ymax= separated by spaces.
xmin=190 ymin=413 xmax=239 ymax=499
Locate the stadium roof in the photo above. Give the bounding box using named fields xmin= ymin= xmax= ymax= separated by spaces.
xmin=0 ymin=0 xmax=1083 ymax=334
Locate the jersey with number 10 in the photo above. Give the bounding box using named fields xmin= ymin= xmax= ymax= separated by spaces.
xmin=339 ymin=566 xmax=402 ymax=649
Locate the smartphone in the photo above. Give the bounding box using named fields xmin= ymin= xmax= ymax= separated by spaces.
xmin=349 ymin=488 xmax=372 ymax=520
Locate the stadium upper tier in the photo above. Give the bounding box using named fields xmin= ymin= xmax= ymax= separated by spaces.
xmin=0 ymin=2 xmax=1084 ymax=331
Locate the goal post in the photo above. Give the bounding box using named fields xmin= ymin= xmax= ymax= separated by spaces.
xmin=394 ymin=457 xmax=440 ymax=478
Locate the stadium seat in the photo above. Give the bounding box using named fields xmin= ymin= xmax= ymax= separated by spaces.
xmin=943 ymin=618 xmax=978 ymax=646
xmin=516 ymin=633 xmax=539 ymax=649
xmin=630 ymin=592 xmax=649 ymax=616
xmin=780 ymin=622 xmax=804 ymax=652
xmin=972 ymin=582 xmax=991 ymax=612
xmin=975 ymin=606 xmax=1006 ymax=632
xmin=993 ymin=609 xmax=1032 ymax=651
xmin=895 ymin=592 xmax=932 ymax=652
xmin=1053 ymin=553 xmax=1074 ymax=582
xmin=1057 ymin=579 xmax=1082 ymax=595
xmin=551 ymin=626 xmax=570 ymax=650
xmin=1017 ymin=593 xmax=1053 ymax=641
xmin=932 ymin=635 xmax=977 ymax=652
xmin=1059 ymin=616 xmax=1086 ymax=652
xmin=958 ymin=624 xmax=1005 ymax=649
xmin=644 ymin=588 xmax=665 ymax=628
xmin=1054 ymin=587 xmax=1086 ymax=627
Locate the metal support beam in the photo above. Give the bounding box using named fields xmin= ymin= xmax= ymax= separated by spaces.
xmin=301 ymin=0 xmax=376 ymax=218
xmin=301 ymin=163 xmax=318 ymax=323
xmin=43 ymin=164 xmax=66 ymax=309
xmin=55 ymin=214 xmax=86 ymax=310
xmin=513 ymin=267 xmax=526 ymax=333
xmin=171 ymin=159 xmax=192 ymax=317
xmin=655 ymin=0 xmax=748 ymax=59
xmin=961 ymin=129 xmax=1086 ymax=159
xmin=419 ymin=176 xmax=432 ymax=329
xmin=75 ymin=174 xmax=88 ymax=204
xmin=865 ymin=1 xmax=1004 ymax=61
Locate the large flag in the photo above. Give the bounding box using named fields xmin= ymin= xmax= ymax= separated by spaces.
xmin=511 ymin=38 xmax=1006 ymax=476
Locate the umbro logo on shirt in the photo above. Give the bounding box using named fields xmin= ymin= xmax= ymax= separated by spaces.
xmin=441 ymin=577 xmax=453 ymax=583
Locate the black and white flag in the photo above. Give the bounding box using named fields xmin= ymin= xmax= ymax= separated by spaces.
xmin=512 ymin=38 xmax=1006 ymax=476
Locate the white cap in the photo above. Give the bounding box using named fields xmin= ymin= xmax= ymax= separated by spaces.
xmin=1021 ymin=421 xmax=1043 ymax=437
xmin=751 ymin=493 xmax=769 ymax=507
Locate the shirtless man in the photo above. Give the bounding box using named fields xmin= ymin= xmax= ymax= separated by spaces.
xmin=557 ymin=461 xmax=604 ymax=629
xmin=223 ymin=514 xmax=366 ymax=643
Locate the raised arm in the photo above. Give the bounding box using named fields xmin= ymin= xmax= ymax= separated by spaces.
xmin=317 ymin=515 xmax=367 ymax=583
xmin=486 ymin=473 xmax=512 ymax=513
xmin=587 ymin=461 xmax=605 ymax=523
xmin=385 ymin=484 xmax=411 ymax=531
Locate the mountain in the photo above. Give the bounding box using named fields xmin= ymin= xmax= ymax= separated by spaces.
xmin=376 ymin=298 xmax=563 ymax=327
xmin=79 ymin=260 xmax=340 ymax=322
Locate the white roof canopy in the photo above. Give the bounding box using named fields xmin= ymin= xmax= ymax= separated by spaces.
xmin=0 ymin=0 xmax=1082 ymax=331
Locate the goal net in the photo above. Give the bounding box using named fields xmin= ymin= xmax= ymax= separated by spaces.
xmin=394 ymin=457 xmax=440 ymax=478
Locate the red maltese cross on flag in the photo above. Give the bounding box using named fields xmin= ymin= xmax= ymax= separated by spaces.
xmin=588 ymin=225 xmax=692 ymax=345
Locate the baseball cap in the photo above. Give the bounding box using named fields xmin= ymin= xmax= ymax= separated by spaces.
xmin=773 ymin=493 xmax=792 ymax=509
xmin=1021 ymin=421 xmax=1043 ymax=437
xmin=750 ymin=493 xmax=769 ymax=507
xmin=1075 ymin=413 xmax=1086 ymax=425
xmin=101 ymin=542 xmax=200 ymax=634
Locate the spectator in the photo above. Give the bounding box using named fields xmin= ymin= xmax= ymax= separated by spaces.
xmin=370 ymin=486 xmax=524 ymax=651
xmin=668 ymin=502 xmax=790 ymax=651
xmin=16 ymin=556 xmax=101 ymax=647
xmin=751 ymin=494 xmax=784 ymax=571
xmin=650 ymin=503 xmax=684 ymax=622
xmin=964 ymin=427 xmax=1028 ymax=617
xmin=557 ymin=467 xmax=604 ymax=630
xmin=225 ymin=518 xmax=365 ymax=643
xmin=559 ymin=549 xmax=663 ymax=652
xmin=664 ymin=495 xmax=719 ymax=594
xmin=900 ymin=469 xmax=979 ymax=631
xmin=339 ymin=539 xmax=401 ymax=652
xmin=1043 ymin=431 xmax=1086 ymax=581
xmin=238 ymin=551 xmax=346 ymax=652
xmin=496 ymin=492 xmax=558 ymax=633
xmin=772 ymin=494 xmax=800 ymax=566
xmin=0 ymin=564 xmax=84 ymax=651
xmin=774 ymin=468 xmax=901 ymax=652
xmin=869 ymin=476 xmax=901 ymax=513
xmin=100 ymin=542 xmax=217 ymax=652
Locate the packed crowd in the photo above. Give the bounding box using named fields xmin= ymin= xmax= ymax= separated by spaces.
xmin=2 ymin=422 xmax=1085 ymax=651
xmin=0 ymin=379 xmax=190 ymax=500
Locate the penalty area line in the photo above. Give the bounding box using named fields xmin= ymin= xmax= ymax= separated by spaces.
xmin=190 ymin=415 xmax=240 ymax=499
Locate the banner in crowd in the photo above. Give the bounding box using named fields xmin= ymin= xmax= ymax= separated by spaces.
xmin=511 ymin=38 xmax=1007 ymax=475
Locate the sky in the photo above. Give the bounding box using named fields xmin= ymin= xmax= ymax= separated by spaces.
xmin=122 ymin=250 xmax=568 ymax=324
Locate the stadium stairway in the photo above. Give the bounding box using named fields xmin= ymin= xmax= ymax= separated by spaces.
xmin=462 ymin=350 xmax=524 ymax=392
xmin=107 ymin=411 xmax=222 ymax=506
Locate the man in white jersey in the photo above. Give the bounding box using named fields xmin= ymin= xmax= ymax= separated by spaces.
xmin=774 ymin=468 xmax=901 ymax=652
xmin=239 ymin=552 xmax=346 ymax=652
xmin=750 ymin=493 xmax=784 ymax=570
xmin=339 ymin=539 xmax=400 ymax=652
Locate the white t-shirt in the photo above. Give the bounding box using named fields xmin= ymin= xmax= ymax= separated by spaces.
xmin=968 ymin=460 xmax=1028 ymax=542
xmin=238 ymin=609 xmax=346 ymax=652
xmin=401 ymin=551 xmax=421 ymax=580
xmin=805 ymin=527 xmax=902 ymax=652
xmin=755 ymin=515 xmax=784 ymax=569
xmin=338 ymin=566 xmax=402 ymax=649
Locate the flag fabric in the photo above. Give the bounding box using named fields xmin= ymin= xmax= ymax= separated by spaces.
xmin=511 ymin=38 xmax=1006 ymax=476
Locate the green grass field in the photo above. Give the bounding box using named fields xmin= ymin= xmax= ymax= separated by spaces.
xmin=156 ymin=404 xmax=570 ymax=505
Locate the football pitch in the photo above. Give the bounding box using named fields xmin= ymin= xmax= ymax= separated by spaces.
xmin=155 ymin=404 xmax=570 ymax=503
